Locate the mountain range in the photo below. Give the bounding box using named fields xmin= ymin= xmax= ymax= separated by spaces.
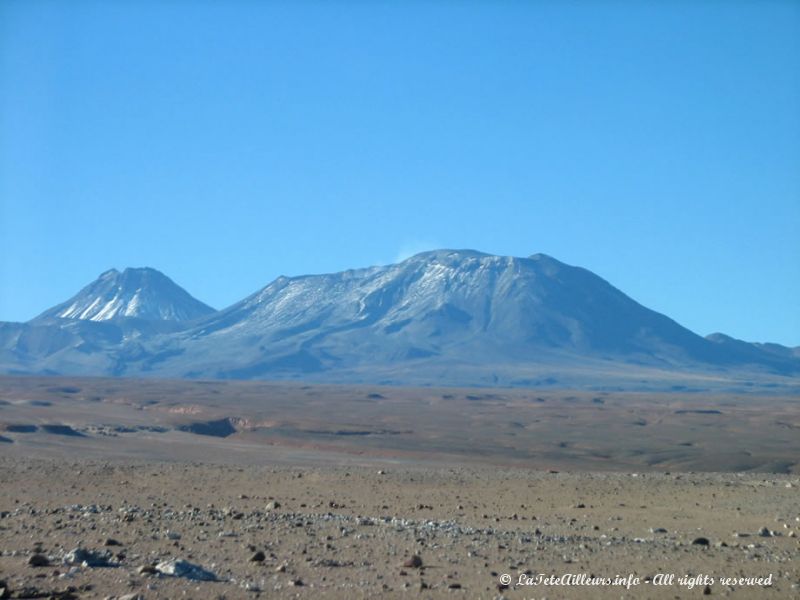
xmin=1 ymin=250 xmax=797 ymax=392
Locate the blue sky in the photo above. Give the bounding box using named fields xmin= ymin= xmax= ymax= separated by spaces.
xmin=1 ymin=1 xmax=798 ymax=345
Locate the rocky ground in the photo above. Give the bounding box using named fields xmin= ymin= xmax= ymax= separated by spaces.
xmin=0 ymin=458 xmax=797 ymax=599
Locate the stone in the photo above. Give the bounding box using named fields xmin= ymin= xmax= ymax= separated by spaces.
xmin=250 ymin=550 xmax=266 ymax=562
xmin=63 ymin=547 xmax=114 ymax=567
xmin=691 ymin=537 xmax=710 ymax=546
xmin=27 ymin=554 xmax=50 ymax=567
xmin=403 ymin=555 xmax=423 ymax=568
xmin=155 ymin=559 xmax=217 ymax=581
xmin=137 ymin=565 xmax=158 ymax=575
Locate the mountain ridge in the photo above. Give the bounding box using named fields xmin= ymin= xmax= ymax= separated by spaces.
xmin=1 ymin=250 xmax=797 ymax=391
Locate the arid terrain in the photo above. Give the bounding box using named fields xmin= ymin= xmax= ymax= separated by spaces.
xmin=0 ymin=376 xmax=798 ymax=598
xmin=1 ymin=376 xmax=798 ymax=472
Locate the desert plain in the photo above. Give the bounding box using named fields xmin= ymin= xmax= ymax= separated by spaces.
xmin=0 ymin=376 xmax=798 ymax=599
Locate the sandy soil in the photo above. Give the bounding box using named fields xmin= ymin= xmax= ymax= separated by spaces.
xmin=0 ymin=377 xmax=798 ymax=598
xmin=1 ymin=459 xmax=798 ymax=599
xmin=1 ymin=376 xmax=798 ymax=473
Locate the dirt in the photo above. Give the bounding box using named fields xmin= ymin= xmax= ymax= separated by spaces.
xmin=0 ymin=376 xmax=798 ymax=598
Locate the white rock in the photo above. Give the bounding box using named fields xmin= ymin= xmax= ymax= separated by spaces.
xmin=155 ymin=558 xmax=217 ymax=581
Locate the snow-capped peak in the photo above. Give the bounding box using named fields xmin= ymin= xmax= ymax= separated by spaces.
xmin=35 ymin=267 xmax=215 ymax=323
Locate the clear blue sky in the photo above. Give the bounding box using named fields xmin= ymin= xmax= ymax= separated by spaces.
xmin=1 ymin=1 xmax=798 ymax=345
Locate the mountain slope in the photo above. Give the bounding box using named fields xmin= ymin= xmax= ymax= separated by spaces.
xmin=34 ymin=267 xmax=215 ymax=323
xmin=1 ymin=251 xmax=797 ymax=390
xmin=124 ymin=250 xmax=798 ymax=385
xmin=1 ymin=268 xmax=214 ymax=377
